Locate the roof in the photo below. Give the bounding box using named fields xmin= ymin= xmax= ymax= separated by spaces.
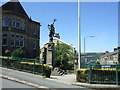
xmin=1 ymin=0 xmax=29 ymax=18
xmin=100 ymin=50 xmax=118 ymax=58
xmin=44 ymin=37 xmax=75 ymax=49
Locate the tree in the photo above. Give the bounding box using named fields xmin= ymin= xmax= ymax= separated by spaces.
xmin=54 ymin=43 xmax=75 ymax=70
xmin=11 ymin=49 xmax=25 ymax=58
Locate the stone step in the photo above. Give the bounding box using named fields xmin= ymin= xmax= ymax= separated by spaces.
xmin=51 ymin=68 xmax=67 ymax=76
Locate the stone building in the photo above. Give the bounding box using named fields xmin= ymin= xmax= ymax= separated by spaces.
xmin=1 ymin=0 xmax=41 ymax=58
xmin=99 ymin=47 xmax=120 ymax=65
xmin=40 ymin=37 xmax=77 ymax=64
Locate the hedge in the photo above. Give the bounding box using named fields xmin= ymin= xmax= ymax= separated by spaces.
xmin=77 ymin=68 xmax=120 ymax=84
xmin=76 ymin=69 xmax=89 ymax=83
xmin=2 ymin=59 xmax=52 ymax=78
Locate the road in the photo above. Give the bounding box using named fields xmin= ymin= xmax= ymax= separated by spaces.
xmin=2 ymin=78 xmax=34 ymax=88
xmin=1 ymin=67 xmax=93 ymax=89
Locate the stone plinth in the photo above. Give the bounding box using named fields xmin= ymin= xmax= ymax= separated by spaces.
xmin=45 ymin=42 xmax=55 ymax=68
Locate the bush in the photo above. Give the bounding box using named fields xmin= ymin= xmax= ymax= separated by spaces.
xmin=76 ymin=68 xmax=120 ymax=84
xmin=76 ymin=69 xmax=89 ymax=83
xmin=20 ymin=62 xmax=52 ymax=78
xmin=43 ymin=64 xmax=52 ymax=78
xmin=2 ymin=58 xmax=52 ymax=78
xmin=11 ymin=49 xmax=25 ymax=58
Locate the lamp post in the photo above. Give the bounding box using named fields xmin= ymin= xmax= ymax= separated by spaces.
xmin=84 ymin=35 xmax=95 ymax=54
xmin=84 ymin=35 xmax=95 ymax=67
xmin=78 ymin=0 xmax=81 ymax=69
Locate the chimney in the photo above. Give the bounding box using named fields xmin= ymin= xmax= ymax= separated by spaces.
xmin=117 ymin=47 xmax=120 ymax=50
xmin=105 ymin=51 xmax=109 ymax=53
xmin=114 ymin=48 xmax=117 ymax=51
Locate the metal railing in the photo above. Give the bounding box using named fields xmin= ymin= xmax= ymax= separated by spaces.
xmin=89 ymin=64 xmax=120 ymax=85
xmin=0 ymin=56 xmax=44 ymax=75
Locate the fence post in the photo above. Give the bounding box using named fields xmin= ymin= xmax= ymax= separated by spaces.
xmin=33 ymin=59 xmax=36 ymax=74
xmin=89 ymin=64 xmax=92 ymax=84
xmin=116 ymin=64 xmax=118 ymax=85
xmin=42 ymin=60 xmax=44 ymax=76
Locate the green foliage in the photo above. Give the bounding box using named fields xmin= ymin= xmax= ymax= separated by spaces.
xmin=77 ymin=68 xmax=120 ymax=83
xmin=43 ymin=64 xmax=52 ymax=78
xmin=76 ymin=69 xmax=89 ymax=82
xmin=11 ymin=49 xmax=25 ymax=58
xmin=2 ymin=58 xmax=52 ymax=78
xmin=54 ymin=43 xmax=75 ymax=70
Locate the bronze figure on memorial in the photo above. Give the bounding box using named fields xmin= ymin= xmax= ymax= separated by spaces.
xmin=48 ymin=19 xmax=57 ymax=42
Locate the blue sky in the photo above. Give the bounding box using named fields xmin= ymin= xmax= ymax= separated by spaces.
xmin=20 ymin=2 xmax=78 ymax=51
xmin=81 ymin=2 xmax=118 ymax=52
xmin=1 ymin=1 xmax=118 ymax=53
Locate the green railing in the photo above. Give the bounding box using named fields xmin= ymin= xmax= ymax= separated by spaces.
xmin=89 ymin=64 xmax=120 ymax=85
xmin=0 ymin=56 xmax=44 ymax=75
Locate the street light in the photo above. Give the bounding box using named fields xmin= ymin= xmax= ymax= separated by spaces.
xmin=83 ymin=35 xmax=95 ymax=68
xmin=84 ymin=35 xmax=95 ymax=54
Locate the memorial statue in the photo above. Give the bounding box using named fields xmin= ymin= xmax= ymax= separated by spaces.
xmin=48 ymin=19 xmax=57 ymax=42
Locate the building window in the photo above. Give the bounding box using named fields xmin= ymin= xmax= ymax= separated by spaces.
xmin=20 ymin=36 xmax=24 ymax=39
xmin=20 ymin=40 xmax=24 ymax=47
xmin=11 ymin=39 xmax=15 ymax=46
xmin=2 ymin=16 xmax=9 ymax=27
xmin=16 ymin=35 xmax=19 ymax=39
xmin=12 ymin=18 xmax=16 ymax=28
xmin=33 ymin=27 xmax=37 ymax=35
xmin=33 ymin=40 xmax=36 ymax=49
xmin=2 ymin=38 xmax=7 ymax=46
xmin=20 ymin=36 xmax=24 ymax=47
xmin=2 ymin=34 xmax=7 ymax=37
xmin=16 ymin=18 xmax=21 ymax=29
xmin=11 ymin=35 xmax=14 ymax=38
xmin=15 ymin=40 xmax=20 ymax=47
xmin=21 ymin=19 xmax=25 ymax=30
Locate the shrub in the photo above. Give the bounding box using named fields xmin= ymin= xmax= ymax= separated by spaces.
xmin=43 ymin=64 xmax=52 ymax=78
xmin=20 ymin=62 xmax=52 ymax=78
xmin=76 ymin=69 xmax=89 ymax=83
xmin=11 ymin=49 xmax=25 ymax=58
xmin=76 ymin=68 xmax=120 ymax=84
xmin=2 ymin=57 xmax=52 ymax=78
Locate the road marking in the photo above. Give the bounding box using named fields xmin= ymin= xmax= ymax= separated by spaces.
xmin=1 ymin=75 xmax=48 ymax=89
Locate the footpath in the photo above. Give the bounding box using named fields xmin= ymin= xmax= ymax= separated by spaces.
xmin=50 ymin=74 xmax=120 ymax=89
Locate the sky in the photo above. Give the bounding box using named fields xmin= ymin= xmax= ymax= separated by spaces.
xmin=1 ymin=1 xmax=118 ymax=53
xmin=81 ymin=2 xmax=118 ymax=52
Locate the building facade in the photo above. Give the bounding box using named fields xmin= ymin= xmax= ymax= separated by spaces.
xmin=40 ymin=37 xmax=77 ymax=64
xmin=99 ymin=47 xmax=120 ymax=65
xmin=1 ymin=0 xmax=40 ymax=58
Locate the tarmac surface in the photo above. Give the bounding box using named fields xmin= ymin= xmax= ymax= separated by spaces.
xmin=1 ymin=67 xmax=120 ymax=89
xmin=1 ymin=67 xmax=87 ymax=89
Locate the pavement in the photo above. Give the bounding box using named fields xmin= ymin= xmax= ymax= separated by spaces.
xmin=50 ymin=74 xmax=120 ymax=89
